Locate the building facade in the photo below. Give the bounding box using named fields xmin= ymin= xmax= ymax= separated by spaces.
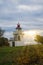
xmin=9 ymin=23 xmax=24 ymax=47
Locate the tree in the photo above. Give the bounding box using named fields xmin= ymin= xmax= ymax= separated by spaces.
xmin=0 ymin=28 xmax=9 ymax=46
xmin=0 ymin=37 xmax=9 ymax=46
xmin=0 ymin=28 xmax=5 ymax=37
xmin=34 ymin=35 xmax=43 ymax=44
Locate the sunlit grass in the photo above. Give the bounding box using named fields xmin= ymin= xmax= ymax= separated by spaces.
xmin=0 ymin=44 xmax=43 ymax=65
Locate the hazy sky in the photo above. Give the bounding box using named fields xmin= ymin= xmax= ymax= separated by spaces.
xmin=0 ymin=0 xmax=43 ymax=38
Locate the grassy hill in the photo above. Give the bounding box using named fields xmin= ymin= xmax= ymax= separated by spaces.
xmin=0 ymin=44 xmax=43 ymax=65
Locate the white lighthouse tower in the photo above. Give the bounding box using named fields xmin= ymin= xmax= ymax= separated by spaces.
xmin=13 ymin=23 xmax=24 ymax=46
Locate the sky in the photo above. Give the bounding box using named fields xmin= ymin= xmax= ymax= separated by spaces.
xmin=0 ymin=0 xmax=43 ymax=39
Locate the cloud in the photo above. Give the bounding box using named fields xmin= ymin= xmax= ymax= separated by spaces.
xmin=0 ymin=0 xmax=43 ymax=38
xmin=19 ymin=0 xmax=43 ymax=5
xmin=17 ymin=5 xmax=42 ymax=12
xmin=0 ymin=21 xmax=16 ymax=27
xmin=0 ymin=0 xmax=20 ymax=15
xmin=0 ymin=17 xmax=43 ymax=31
xmin=4 ymin=31 xmax=13 ymax=39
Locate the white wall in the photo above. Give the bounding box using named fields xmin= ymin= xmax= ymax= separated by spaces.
xmin=9 ymin=41 xmax=12 ymax=47
xmin=15 ymin=41 xmax=25 ymax=46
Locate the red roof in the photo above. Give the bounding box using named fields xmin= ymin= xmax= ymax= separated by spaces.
xmin=16 ymin=23 xmax=22 ymax=30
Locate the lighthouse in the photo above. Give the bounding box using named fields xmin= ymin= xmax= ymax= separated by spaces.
xmin=13 ymin=23 xmax=24 ymax=46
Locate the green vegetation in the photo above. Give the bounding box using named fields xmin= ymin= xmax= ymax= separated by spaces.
xmin=0 ymin=28 xmax=5 ymax=38
xmin=0 ymin=45 xmax=43 ymax=65
xmin=35 ymin=35 xmax=43 ymax=44
xmin=0 ymin=37 xmax=9 ymax=46
xmin=0 ymin=28 xmax=9 ymax=46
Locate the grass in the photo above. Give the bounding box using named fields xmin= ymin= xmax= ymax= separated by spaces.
xmin=0 ymin=46 xmax=23 ymax=65
xmin=0 ymin=44 xmax=43 ymax=65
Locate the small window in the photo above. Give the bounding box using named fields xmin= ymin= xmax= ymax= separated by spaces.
xmin=18 ymin=36 xmax=20 ymax=41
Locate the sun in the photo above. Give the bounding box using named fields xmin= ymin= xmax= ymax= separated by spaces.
xmin=23 ymin=30 xmax=37 ymax=45
xmin=24 ymin=30 xmax=37 ymax=38
xmin=28 ymin=31 xmax=37 ymax=37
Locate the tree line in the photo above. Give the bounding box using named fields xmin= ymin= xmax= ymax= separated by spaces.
xmin=0 ymin=28 xmax=9 ymax=46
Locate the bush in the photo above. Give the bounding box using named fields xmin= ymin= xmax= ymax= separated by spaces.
xmin=0 ymin=45 xmax=43 ymax=65
xmin=14 ymin=45 xmax=43 ymax=65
